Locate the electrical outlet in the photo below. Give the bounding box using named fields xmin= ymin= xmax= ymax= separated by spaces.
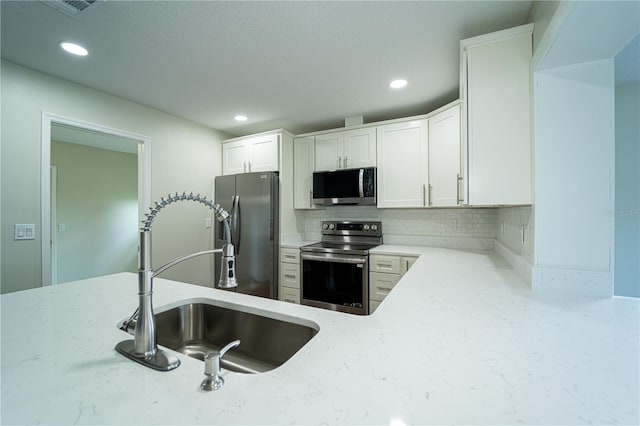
xmin=204 ymin=217 xmax=212 ymax=228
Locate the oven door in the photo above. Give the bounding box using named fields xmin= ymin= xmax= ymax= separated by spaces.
xmin=300 ymin=252 xmax=369 ymax=315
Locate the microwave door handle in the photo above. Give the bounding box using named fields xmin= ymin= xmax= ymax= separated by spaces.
xmin=359 ymin=168 xmax=364 ymax=198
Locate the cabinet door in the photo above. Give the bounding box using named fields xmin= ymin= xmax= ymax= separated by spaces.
xmin=429 ymin=104 xmax=461 ymax=207
xmin=248 ymin=134 xmax=279 ymax=172
xmin=400 ymin=256 xmax=418 ymax=274
xmin=466 ymin=30 xmax=532 ymax=205
xmin=343 ymin=127 xmax=376 ymax=169
xmin=376 ymin=120 xmax=429 ymax=208
xmin=293 ymin=136 xmax=317 ymax=209
xmin=222 ymin=140 xmax=248 ymax=175
xmin=315 ymin=132 xmax=343 ymax=171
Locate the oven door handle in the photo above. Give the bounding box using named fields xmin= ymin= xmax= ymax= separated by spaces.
xmin=301 ymin=253 xmax=367 ymax=265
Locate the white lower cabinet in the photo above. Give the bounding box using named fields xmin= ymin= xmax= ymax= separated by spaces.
xmin=279 ymin=248 xmax=300 ymax=304
xmin=369 ymin=254 xmax=418 ymax=313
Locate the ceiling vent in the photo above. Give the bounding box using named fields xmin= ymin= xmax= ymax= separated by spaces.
xmin=43 ymin=0 xmax=97 ymax=17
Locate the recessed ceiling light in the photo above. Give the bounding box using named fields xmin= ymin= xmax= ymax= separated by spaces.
xmin=389 ymin=79 xmax=407 ymax=89
xmin=234 ymin=115 xmax=248 ymax=122
xmin=60 ymin=42 xmax=88 ymax=56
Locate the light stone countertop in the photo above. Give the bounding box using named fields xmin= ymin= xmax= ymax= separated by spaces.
xmin=1 ymin=246 xmax=638 ymax=425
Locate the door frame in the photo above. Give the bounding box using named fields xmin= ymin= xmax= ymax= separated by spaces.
xmin=41 ymin=112 xmax=151 ymax=286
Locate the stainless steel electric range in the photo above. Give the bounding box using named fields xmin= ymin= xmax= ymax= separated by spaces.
xmin=300 ymin=221 xmax=382 ymax=315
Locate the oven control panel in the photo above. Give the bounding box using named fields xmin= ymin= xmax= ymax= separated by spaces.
xmin=321 ymin=221 xmax=382 ymax=237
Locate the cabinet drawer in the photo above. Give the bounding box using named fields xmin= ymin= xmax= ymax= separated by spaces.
xmin=369 ymin=254 xmax=401 ymax=274
xmin=369 ymin=272 xmax=400 ymax=302
xmin=281 ymin=248 xmax=300 ymax=264
xmin=279 ymin=286 xmax=300 ymax=304
xmin=279 ymin=263 xmax=300 ymax=289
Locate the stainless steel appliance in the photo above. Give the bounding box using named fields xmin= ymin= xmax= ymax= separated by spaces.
xmin=301 ymin=221 xmax=382 ymax=315
xmin=312 ymin=167 xmax=376 ymax=205
xmin=214 ymin=172 xmax=279 ymax=299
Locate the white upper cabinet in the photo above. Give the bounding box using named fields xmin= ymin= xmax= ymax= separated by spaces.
xmin=314 ymin=132 xmax=342 ymax=171
xmin=343 ymin=128 xmax=377 ymax=169
xmin=222 ymin=133 xmax=279 ymax=175
xmin=428 ymin=103 xmax=462 ymax=207
xmin=293 ymin=136 xmax=319 ymax=209
xmin=314 ymin=127 xmax=376 ymax=171
xmin=376 ymin=119 xmax=428 ymax=208
xmin=461 ymin=24 xmax=533 ymax=205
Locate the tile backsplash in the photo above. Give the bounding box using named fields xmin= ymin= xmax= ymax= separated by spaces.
xmin=295 ymin=207 xmax=498 ymax=250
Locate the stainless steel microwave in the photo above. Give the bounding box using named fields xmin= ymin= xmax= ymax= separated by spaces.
xmin=312 ymin=167 xmax=376 ymax=206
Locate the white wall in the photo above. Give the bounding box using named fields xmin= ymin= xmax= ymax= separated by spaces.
xmin=533 ymin=59 xmax=616 ymax=296
xmin=529 ymin=0 xmax=639 ymax=297
xmin=51 ymin=141 xmax=138 ymax=283
xmin=614 ymin=83 xmax=640 ymax=297
xmin=1 ymin=60 xmax=228 ymax=293
xmin=527 ymin=0 xmax=559 ymax=54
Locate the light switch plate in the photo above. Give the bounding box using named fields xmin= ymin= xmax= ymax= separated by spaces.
xmin=14 ymin=224 xmax=36 ymax=240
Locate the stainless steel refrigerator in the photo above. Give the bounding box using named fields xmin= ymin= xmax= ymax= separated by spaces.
xmin=214 ymin=172 xmax=279 ymax=299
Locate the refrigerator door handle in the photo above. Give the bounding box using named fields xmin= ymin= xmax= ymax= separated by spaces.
xmin=231 ymin=195 xmax=240 ymax=254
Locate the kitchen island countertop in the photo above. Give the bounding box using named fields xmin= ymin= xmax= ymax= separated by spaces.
xmin=1 ymin=246 xmax=638 ymax=425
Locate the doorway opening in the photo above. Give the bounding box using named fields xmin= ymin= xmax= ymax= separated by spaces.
xmin=41 ymin=113 xmax=151 ymax=286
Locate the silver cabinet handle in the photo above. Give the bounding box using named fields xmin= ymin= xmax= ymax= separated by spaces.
xmin=344 ymin=156 xmax=348 ymax=168
xmin=457 ymin=174 xmax=464 ymax=204
xmin=243 ymin=162 xmax=247 ymax=173
xmin=422 ymin=184 xmax=426 ymax=207
xmin=248 ymin=161 xmax=251 ymax=172
xmin=428 ymin=184 xmax=433 ymax=206
xmin=338 ymin=157 xmax=342 ymax=169
xmin=309 ymin=190 xmax=313 ymax=208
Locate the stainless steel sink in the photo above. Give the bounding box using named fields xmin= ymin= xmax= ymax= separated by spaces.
xmin=130 ymin=301 xmax=318 ymax=373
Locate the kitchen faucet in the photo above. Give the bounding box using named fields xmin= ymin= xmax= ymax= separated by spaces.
xmin=116 ymin=192 xmax=236 ymax=371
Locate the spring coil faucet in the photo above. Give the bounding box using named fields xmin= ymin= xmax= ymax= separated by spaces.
xmin=116 ymin=192 xmax=237 ymax=371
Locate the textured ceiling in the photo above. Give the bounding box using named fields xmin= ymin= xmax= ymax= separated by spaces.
xmin=1 ymin=1 xmax=533 ymax=137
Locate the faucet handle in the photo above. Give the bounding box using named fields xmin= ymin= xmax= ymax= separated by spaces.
xmin=201 ymin=340 xmax=241 ymax=391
